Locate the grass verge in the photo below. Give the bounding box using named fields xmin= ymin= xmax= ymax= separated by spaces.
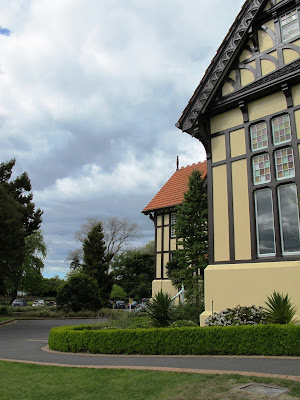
xmin=0 ymin=317 xmax=14 ymax=323
xmin=0 ymin=361 xmax=299 ymax=400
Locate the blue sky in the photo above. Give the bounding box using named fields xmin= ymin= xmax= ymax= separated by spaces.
xmin=0 ymin=0 xmax=245 ymax=278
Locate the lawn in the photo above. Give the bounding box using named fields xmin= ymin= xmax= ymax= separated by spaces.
xmin=0 ymin=361 xmax=299 ymax=400
xmin=0 ymin=317 xmax=14 ymax=323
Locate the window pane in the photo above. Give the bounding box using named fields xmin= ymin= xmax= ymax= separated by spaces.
xmin=272 ymin=114 xmax=291 ymax=145
xmin=255 ymin=189 xmax=276 ymax=257
xmin=278 ymin=184 xmax=300 ymax=254
xmin=250 ymin=122 xmax=268 ymax=151
xmin=281 ymin=10 xmax=299 ymax=42
xmin=274 ymin=147 xmax=295 ymax=180
xmin=253 ymin=153 xmax=271 ymax=185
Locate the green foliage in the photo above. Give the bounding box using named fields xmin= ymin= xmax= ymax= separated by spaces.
xmin=146 ymin=290 xmax=174 ymax=327
xmin=19 ymin=230 xmax=47 ymax=295
xmin=112 ymin=250 xmax=154 ymax=300
xmin=49 ymin=324 xmax=300 ymax=356
xmin=56 ymin=273 xmax=102 ymax=312
xmin=82 ymin=222 xmax=113 ymax=304
xmin=167 ymin=170 xmax=207 ymax=317
xmin=39 ymin=276 xmax=64 ymax=297
xmin=264 ymin=291 xmax=297 ymax=324
xmin=110 ymin=284 xmax=127 ymax=301
xmin=169 ymin=320 xmax=198 ymax=328
xmin=0 ymin=306 xmax=8 ymax=315
xmin=0 ymin=159 xmax=43 ymax=298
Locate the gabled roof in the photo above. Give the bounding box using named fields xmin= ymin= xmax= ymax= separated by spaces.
xmin=142 ymin=161 xmax=207 ymax=214
xmin=176 ymin=0 xmax=268 ymax=134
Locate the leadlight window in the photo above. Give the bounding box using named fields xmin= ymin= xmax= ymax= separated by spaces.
xmin=274 ymin=147 xmax=295 ymax=180
xmin=271 ymin=114 xmax=292 ymax=145
xmin=278 ymin=184 xmax=300 ymax=254
xmin=253 ymin=153 xmax=271 ymax=185
xmin=250 ymin=122 xmax=268 ymax=151
xmin=171 ymin=214 xmax=177 ymax=238
xmin=254 ymin=189 xmax=276 ymax=257
xmin=280 ymin=9 xmax=300 ymax=42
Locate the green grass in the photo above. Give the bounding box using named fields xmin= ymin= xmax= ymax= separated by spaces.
xmin=0 ymin=361 xmax=299 ymax=400
xmin=0 ymin=317 xmax=14 ymax=323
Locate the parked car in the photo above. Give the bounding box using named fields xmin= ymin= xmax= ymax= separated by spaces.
xmin=11 ymin=298 xmax=27 ymax=307
xmin=32 ymin=299 xmax=45 ymax=307
xmin=142 ymin=298 xmax=150 ymax=304
xmin=46 ymin=300 xmax=56 ymax=307
xmin=134 ymin=302 xmax=148 ymax=314
xmin=128 ymin=300 xmax=138 ymax=309
xmin=114 ymin=300 xmax=126 ymax=309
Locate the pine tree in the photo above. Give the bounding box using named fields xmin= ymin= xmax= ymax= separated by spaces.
xmin=82 ymin=222 xmax=113 ymax=304
xmin=167 ymin=169 xmax=208 ymax=319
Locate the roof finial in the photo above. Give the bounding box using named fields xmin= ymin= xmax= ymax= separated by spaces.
xmin=176 ymin=155 xmax=179 ymax=171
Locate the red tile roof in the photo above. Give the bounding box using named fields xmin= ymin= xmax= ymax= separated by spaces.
xmin=143 ymin=161 xmax=207 ymax=213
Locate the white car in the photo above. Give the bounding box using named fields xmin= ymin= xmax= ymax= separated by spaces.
xmin=32 ymin=299 xmax=45 ymax=307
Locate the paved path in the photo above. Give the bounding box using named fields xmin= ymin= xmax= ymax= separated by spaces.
xmin=0 ymin=319 xmax=299 ymax=381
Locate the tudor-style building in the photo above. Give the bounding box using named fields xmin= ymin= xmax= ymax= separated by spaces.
xmin=176 ymin=0 xmax=300 ymax=325
xmin=143 ymin=161 xmax=207 ymax=297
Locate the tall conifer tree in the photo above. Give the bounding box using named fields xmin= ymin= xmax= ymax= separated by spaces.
xmin=82 ymin=222 xmax=113 ymax=304
xmin=167 ymin=170 xmax=208 ymax=319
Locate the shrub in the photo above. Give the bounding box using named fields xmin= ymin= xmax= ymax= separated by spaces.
xmin=0 ymin=306 xmax=9 ymax=315
xmin=49 ymin=324 xmax=300 ymax=356
xmin=169 ymin=320 xmax=198 ymax=328
xmin=146 ymin=290 xmax=174 ymax=327
xmin=56 ymin=273 xmax=103 ymax=312
xmin=264 ymin=291 xmax=298 ymax=324
xmin=205 ymin=305 xmax=266 ymax=326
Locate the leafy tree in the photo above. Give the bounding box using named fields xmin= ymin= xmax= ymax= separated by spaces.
xmin=110 ymin=284 xmax=127 ymax=301
xmin=75 ymin=216 xmax=140 ymax=261
xmin=0 ymin=159 xmax=43 ymax=299
xmin=18 ymin=230 xmax=47 ymax=295
xmin=39 ymin=276 xmax=64 ymax=298
xmin=111 ymin=250 xmax=154 ymax=300
xmin=56 ymin=273 xmax=102 ymax=312
xmin=82 ymin=222 xmax=113 ymax=304
xmin=166 ymin=170 xmax=207 ymax=320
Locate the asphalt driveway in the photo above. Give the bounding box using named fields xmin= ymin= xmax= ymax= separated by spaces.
xmin=0 ymin=319 xmax=299 ymax=379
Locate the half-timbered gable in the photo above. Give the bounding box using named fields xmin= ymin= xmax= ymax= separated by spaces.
xmin=176 ymin=0 xmax=300 ymax=325
xmin=142 ymin=162 xmax=207 ymax=297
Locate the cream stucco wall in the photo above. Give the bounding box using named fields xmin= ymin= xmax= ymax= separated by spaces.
xmin=212 ymin=165 xmax=230 ymax=262
xmin=210 ymin=108 xmax=243 ymax=134
xmin=156 ymin=227 xmax=162 ymax=252
xmin=248 ymin=91 xmax=287 ymax=120
xmin=258 ymin=20 xmax=275 ymax=53
xmin=156 ymin=254 xmax=161 ymax=279
xmin=292 ymin=84 xmax=300 ymax=106
xmin=241 ymin=63 xmax=256 ymax=87
xmin=295 ymin=109 xmax=300 ymax=139
xmin=261 ymin=59 xmax=276 ymax=76
xmin=211 ymin=134 xmax=226 ymax=163
xmin=200 ymin=261 xmax=300 ymax=326
xmin=283 ymin=48 xmax=300 ymax=65
xmin=164 ymin=225 xmax=169 ymax=252
xmin=230 ymin=128 xmax=246 ymax=158
xmin=152 ymin=279 xmax=178 ymax=298
xmin=231 ymin=160 xmax=252 ymax=260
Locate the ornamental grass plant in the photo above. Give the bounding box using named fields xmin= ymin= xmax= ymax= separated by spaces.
xmin=264 ymin=291 xmax=298 ymax=324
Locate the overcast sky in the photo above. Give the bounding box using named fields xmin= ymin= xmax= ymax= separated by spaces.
xmin=0 ymin=0 xmax=245 ymax=278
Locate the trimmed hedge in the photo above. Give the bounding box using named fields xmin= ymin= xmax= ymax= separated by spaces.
xmin=48 ymin=324 xmax=300 ymax=356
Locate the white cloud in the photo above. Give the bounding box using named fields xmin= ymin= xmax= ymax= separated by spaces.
xmin=0 ymin=0 xmax=245 ymax=277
